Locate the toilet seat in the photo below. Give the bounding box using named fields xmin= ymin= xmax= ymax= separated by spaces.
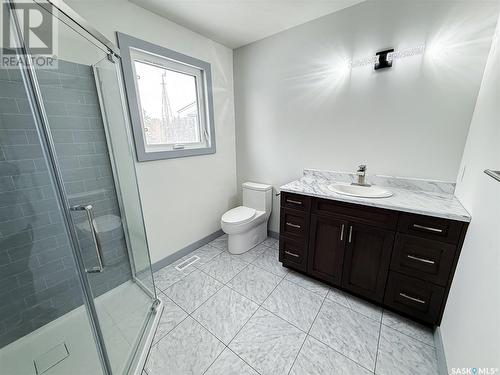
xmin=221 ymin=206 xmax=256 ymax=225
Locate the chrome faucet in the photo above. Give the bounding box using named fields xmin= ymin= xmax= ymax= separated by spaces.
xmin=352 ymin=165 xmax=371 ymax=187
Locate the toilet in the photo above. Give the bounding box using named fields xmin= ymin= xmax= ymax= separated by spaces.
xmin=221 ymin=182 xmax=273 ymax=254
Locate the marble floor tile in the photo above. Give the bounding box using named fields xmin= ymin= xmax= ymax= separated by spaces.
xmin=226 ymin=243 xmax=269 ymax=263
xmin=285 ymin=270 xmax=330 ymax=298
xmin=208 ymin=234 xmax=228 ymax=250
xmin=152 ymin=296 xmax=187 ymax=345
xmin=205 ymin=348 xmax=259 ymax=375
xmin=153 ymin=263 xmax=195 ymax=291
xmin=163 ymin=269 xmax=223 ymax=313
xmin=192 ymin=286 xmax=259 ymax=344
xmin=188 ymin=244 xmax=223 ymax=268
xmin=227 ymin=264 xmax=282 ymax=304
xmin=325 ymin=287 xmax=350 ymax=307
xmin=376 ymin=324 xmax=438 ymax=375
xmin=200 ymin=252 xmax=249 ymax=283
xmin=326 ymin=288 xmax=382 ymax=322
xmin=229 ymin=308 xmax=306 ymax=375
xmin=382 ymin=310 xmax=434 ymax=347
xmin=252 ymin=247 xmax=289 ymax=278
xmin=345 ymin=294 xmax=383 ymax=322
xmin=145 ymin=316 xmax=224 ymax=375
xmin=262 ymin=279 xmax=324 ymax=331
xmin=261 ymin=237 xmax=279 ymax=249
xmin=290 ymin=336 xmax=372 ymax=375
xmin=309 ymin=299 xmax=380 ymax=371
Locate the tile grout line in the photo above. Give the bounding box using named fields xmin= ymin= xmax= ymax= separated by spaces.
xmin=196 ymin=241 xmax=285 ymax=375
xmin=215 ymin=272 xmax=288 ymax=375
xmin=373 ymin=310 xmax=384 ymax=374
xmin=286 ymin=288 xmax=329 ymax=375
xmin=149 ymin=237 xmax=304 ymax=374
xmin=152 ymin=237 xmax=280 ymax=374
xmin=153 ymin=236 xmax=435 ymax=374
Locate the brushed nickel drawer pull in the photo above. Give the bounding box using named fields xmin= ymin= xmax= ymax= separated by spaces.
xmin=348 ymin=226 xmax=353 ymax=243
xmin=286 ymin=222 xmax=301 ymax=229
xmin=286 ymin=199 xmax=302 ymax=205
xmin=340 ymin=224 xmax=345 ymax=241
xmin=399 ymin=292 xmax=426 ymax=304
xmin=412 ymin=224 xmax=443 ymax=233
xmin=407 ymin=254 xmax=435 ymax=265
xmin=284 ymin=251 xmax=300 ymax=258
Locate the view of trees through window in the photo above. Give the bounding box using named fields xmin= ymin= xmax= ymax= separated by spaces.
xmin=134 ymin=60 xmax=201 ymax=146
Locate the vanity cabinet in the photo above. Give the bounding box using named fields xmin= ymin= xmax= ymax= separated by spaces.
xmin=279 ymin=191 xmax=468 ymax=326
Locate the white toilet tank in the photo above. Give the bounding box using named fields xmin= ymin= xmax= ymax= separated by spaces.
xmin=242 ymin=182 xmax=272 ymax=215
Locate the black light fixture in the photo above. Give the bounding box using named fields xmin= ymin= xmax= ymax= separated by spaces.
xmin=374 ymin=48 xmax=394 ymax=70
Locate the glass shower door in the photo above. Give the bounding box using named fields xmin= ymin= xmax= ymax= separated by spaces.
xmin=6 ymin=1 xmax=159 ymax=373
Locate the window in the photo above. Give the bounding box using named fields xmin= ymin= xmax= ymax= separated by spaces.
xmin=117 ymin=33 xmax=215 ymax=161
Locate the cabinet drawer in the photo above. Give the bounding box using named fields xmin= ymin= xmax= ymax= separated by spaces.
xmin=280 ymin=208 xmax=308 ymax=241
xmin=384 ymin=271 xmax=445 ymax=325
xmin=281 ymin=192 xmax=311 ymax=212
xmin=391 ymin=234 xmax=457 ymax=286
xmin=398 ymin=213 xmax=463 ymax=244
xmin=312 ymin=198 xmax=398 ymax=230
xmin=279 ymin=236 xmax=307 ymax=272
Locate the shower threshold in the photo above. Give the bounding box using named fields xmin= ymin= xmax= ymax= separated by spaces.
xmin=0 ymin=281 xmax=159 ymax=375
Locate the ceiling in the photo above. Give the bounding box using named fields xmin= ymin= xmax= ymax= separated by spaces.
xmin=129 ymin=0 xmax=366 ymax=49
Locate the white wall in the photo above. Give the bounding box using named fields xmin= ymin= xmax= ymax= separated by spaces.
xmin=66 ymin=0 xmax=237 ymax=264
xmin=234 ymin=0 xmax=498 ymax=233
xmin=440 ymin=14 xmax=500 ymax=371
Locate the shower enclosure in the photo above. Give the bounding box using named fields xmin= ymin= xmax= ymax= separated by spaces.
xmin=0 ymin=1 xmax=161 ymax=374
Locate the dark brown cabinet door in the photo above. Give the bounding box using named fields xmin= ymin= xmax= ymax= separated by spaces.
xmin=307 ymin=214 xmax=347 ymax=286
xmin=341 ymin=223 xmax=394 ymax=303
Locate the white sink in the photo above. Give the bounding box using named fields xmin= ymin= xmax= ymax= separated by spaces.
xmin=327 ymin=183 xmax=393 ymax=198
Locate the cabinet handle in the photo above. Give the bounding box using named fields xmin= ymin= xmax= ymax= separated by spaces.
xmin=348 ymin=226 xmax=353 ymax=243
xmin=286 ymin=199 xmax=302 ymax=205
xmin=286 ymin=222 xmax=301 ymax=229
xmin=412 ymin=224 xmax=443 ymax=233
xmin=284 ymin=251 xmax=300 ymax=258
xmin=407 ymin=254 xmax=435 ymax=265
xmin=399 ymin=292 xmax=426 ymax=304
xmin=340 ymin=224 xmax=345 ymax=241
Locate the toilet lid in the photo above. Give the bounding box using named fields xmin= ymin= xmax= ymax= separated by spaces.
xmin=222 ymin=206 xmax=256 ymax=225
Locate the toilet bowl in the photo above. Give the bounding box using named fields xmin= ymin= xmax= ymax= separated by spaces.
xmin=221 ymin=182 xmax=272 ymax=254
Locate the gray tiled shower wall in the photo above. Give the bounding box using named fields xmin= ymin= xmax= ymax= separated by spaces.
xmin=0 ymin=60 xmax=132 ymax=348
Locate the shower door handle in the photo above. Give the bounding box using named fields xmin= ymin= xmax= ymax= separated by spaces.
xmin=70 ymin=204 xmax=104 ymax=273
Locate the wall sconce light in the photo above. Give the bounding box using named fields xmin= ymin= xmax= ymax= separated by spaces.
xmin=374 ymin=49 xmax=394 ymax=70
xmin=349 ymin=45 xmax=425 ymax=70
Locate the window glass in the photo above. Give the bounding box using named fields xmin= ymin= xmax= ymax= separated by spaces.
xmin=134 ymin=61 xmax=201 ymax=147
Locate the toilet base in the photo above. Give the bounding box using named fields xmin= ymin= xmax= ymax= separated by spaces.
xmin=227 ymin=222 xmax=267 ymax=255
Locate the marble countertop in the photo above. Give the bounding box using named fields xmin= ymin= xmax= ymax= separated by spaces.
xmin=280 ymin=175 xmax=471 ymax=222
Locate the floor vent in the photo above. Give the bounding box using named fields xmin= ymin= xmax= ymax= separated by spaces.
xmin=34 ymin=342 xmax=69 ymax=374
xmin=175 ymin=255 xmax=200 ymax=271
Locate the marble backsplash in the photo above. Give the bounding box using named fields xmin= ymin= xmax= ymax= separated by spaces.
xmin=303 ymin=169 xmax=456 ymax=195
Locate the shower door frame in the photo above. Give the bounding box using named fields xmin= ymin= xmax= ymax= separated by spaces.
xmin=5 ymin=1 xmax=162 ymax=374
